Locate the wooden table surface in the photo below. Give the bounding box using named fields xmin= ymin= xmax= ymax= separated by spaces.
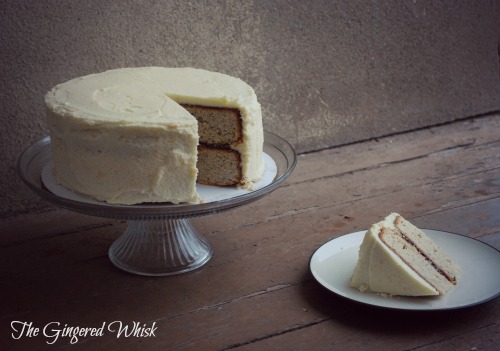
xmin=2 ymin=114 xmax=499 ymax=351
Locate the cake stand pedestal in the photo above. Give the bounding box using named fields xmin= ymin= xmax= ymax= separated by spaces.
xmin=18 ymin=132 xmax=296 ymax=276
xmin=108 ymin=218 xmax=212 ymax=276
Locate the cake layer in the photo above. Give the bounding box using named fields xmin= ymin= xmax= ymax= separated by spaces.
xmin=196 ymin=146 xmax=241 ymax=186
xmin=182 ymin=104 xmax=243 ymax=146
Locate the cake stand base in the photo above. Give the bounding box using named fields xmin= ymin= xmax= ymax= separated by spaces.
xmin=108 ymin=218 xmax=213 ymax=276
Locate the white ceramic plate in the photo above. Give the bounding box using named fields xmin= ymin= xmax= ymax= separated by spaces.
xmin=41 ymin=153 xmax=277 ymax=205
xmin=309 ymin=230 xmax=500 ymax=310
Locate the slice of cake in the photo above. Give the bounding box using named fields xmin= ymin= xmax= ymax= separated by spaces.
xmin=350 ymin=213 xmax=461 ymax=296
xmin=44 ymin=67 xmax=264 ymax=205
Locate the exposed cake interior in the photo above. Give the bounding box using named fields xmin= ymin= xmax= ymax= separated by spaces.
xmin=390 ymin=215 xmax=459 ymax=289
xmin=182 ymin=104 xmax=244 ymax=186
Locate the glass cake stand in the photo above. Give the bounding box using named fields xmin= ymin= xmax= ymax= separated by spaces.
xmin=18 ymin=131 xmax=297 ymax=276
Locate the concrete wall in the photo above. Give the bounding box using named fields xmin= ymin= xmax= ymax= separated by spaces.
xmin=1 ymin=0 xmax=499 ymax=217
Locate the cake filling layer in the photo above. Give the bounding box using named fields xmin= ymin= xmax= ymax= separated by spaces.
xmin=391 ymin=229 xmax=457 ymax=285
xmin=393 ymin=215 xmax=459 ymax=285
xmin=379 ymin=228 xmax=453 ymax=295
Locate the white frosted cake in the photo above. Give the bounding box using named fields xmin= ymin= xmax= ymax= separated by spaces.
xmin=45 ymin=67 xmax=264 ymax=205
xmin=350 ymin=213 xmax=461 ymax=296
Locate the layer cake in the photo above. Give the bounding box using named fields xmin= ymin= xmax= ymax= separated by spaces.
xmin=45 ymin=67 xmax=264 ymax=204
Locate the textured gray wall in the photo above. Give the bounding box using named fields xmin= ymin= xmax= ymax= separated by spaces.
xmin=1 ymin=0 xmax=499 ymax=216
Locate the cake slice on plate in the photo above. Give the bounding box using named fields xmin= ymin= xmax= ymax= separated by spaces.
xmin=350 ymin=213 xmax=461 ymax=296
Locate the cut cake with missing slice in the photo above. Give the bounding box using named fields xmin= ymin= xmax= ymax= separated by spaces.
xmin=45 ymin=67 xmax=264 ymax=205
xmin=350 ymin=213 xmax=461 ymax=296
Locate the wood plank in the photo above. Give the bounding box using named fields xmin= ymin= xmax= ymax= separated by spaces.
xmin=230 ymin=288 xmax=499 ymax=351
xmin=4 ymin=270 xmax=498 ymax=351
xmin=292 ymin=114 xmax=500 ymax=184
xmin=0 ymin=208 xmax=118 ymax=244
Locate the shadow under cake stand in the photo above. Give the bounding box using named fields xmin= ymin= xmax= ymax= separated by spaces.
xmin=18 ymin=131 xmax=296 ymax=276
